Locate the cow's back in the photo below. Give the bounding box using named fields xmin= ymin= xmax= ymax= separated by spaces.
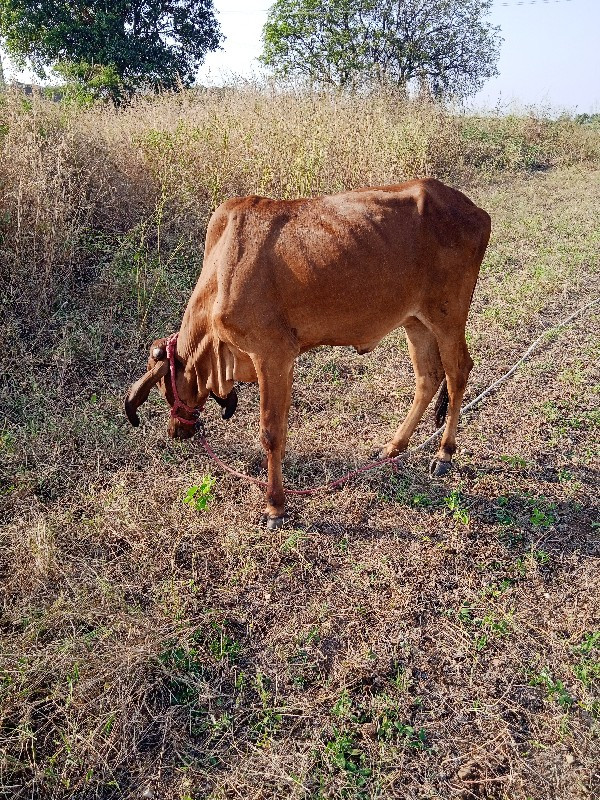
xmin=201 ymin=180 xmax=490 ymax=350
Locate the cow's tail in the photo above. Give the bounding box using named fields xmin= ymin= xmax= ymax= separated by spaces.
xmin=434 ymin=378 xmax=449 ymax=428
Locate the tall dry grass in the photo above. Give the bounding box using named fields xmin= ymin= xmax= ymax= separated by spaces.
xmin=2 ymin=86 xmax=599 ymax=333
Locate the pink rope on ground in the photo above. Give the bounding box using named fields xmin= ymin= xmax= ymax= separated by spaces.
xmin=199 ymin=436 xmax=401 ymax=496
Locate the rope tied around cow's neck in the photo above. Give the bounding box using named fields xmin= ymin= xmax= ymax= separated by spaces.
xmin=166 ymin=333 xmax=203 ymax=426
xmin=196 ymin=298 xmax=600 ymax=496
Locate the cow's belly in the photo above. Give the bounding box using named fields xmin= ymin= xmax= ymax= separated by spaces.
xmin=285 ymin=268 xmax=417 ymax=351
xmin=292 ymin=302 xmax=413 ymax=352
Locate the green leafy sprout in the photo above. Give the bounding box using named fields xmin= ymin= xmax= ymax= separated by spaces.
xmin=183 ymin=475 xmax=216 ymax=511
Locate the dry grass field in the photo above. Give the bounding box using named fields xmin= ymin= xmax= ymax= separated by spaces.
xmin=1 ymin=88 xmax=599 ymax=799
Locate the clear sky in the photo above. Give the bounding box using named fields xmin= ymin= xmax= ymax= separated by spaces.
xmin=2 ymin=0 xmax=599 ymax=113
xmin=198 ymin=0 xmax=600 ymax=113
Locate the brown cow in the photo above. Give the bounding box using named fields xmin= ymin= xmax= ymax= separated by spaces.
xmin=125 ymin=178 xmax=491 ymax=528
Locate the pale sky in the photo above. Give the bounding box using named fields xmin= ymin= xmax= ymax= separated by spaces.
xmin=2 ymin=0 xmax=599 ymax=113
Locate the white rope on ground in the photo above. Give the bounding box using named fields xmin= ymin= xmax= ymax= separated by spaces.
xmin=406 ymin=296 xmax=600 ymax=455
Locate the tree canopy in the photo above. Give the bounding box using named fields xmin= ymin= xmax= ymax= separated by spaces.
xmin=261 ymin=0 xmax=502 ymax=99
xmin=0 ymin=0 xmax=223 ymax=100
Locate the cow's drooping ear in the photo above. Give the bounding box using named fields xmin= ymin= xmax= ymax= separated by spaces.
xmin=210 ymin=388 xmax=238 ymax=420
xmin=124 ymin=360 xmax=169 ymax=427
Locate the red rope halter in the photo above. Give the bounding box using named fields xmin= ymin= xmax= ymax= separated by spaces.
xmin=166 ymin=333 xmax=204 ymax=427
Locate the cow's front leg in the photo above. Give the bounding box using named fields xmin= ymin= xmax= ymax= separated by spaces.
xmin=254 ymin=357 xmax=294 ymax=529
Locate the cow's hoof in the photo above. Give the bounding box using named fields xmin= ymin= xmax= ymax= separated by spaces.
xmin=371 ymin=445 xmax=398 ymax=461
xmin=430 ymin=458 xmax=452 ymax=478
xmin=260 ymin=513 xmax=290 ymax=530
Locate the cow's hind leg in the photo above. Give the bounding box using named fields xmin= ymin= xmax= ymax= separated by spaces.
xmin=430 ymin=330 xmax=474 ymax=477
xmin=253 ymin=354 xmax=295 ymax=529
xmin=377 ymin=318 xmax=445 ymax=459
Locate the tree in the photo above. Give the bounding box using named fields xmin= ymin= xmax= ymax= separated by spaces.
xmin=0 ymin=0 xmax=223 ymax=101
xmin=261 ymin=0 xmax=501 ymax=99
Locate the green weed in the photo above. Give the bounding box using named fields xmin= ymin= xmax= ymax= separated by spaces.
xmin=281 ymin=529 xmax=308 ymax=552
xmin=528 ymin=667 xmax=575 ymax=709
xmin=575 ymin=631 xmax=600 ymax=654
xmin=514 ymin=549 xmax=551 ymax=577
xmin=494 ymin=493 xmax=556 ymax=530
xmin=324 ymin=729 xmax=371 ymax=788
xmin=158 ymin=638 xmax=204 ymax=706
xmin=572 ymin=632 xmax=600 ymax=688
xmin=183 ymin=475 xmax=216 ymax=511
xmin=501 ymin=454 xmax=527 ymax=469
xmin=573 ymin=659 xmax=600 ymax=688
xmin=529 ymin=505 xmax=555 ymax=528
xmin=390 ymin=664 xmax=410 ymax=692
xmin=207 ymin=622 xmax=241 ymax=663
xmin=495 ymin=496 xmax=514 ymax=526
xmin=480 ymin=579 xmax=513 ymax=598
xmin=455 ymin=604 xmax=513 ymax=651
xmin=0 ymin=430 xmax=16 ymax=453
xmin=332 ymin=690 xmax=353 ymax=721
xmin=382 ymin=475 xmax=433 ymax=508
xmin=444 ymin=488 xmax=470 ymax=525
xmin=250 ymin=671 xmax=283 ymax=747
xmin=377 ymin=710 xmax=428 ymax=749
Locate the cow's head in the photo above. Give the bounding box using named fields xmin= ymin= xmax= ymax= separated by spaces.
xmin=124 ymin=337 xmax=237 ymax=439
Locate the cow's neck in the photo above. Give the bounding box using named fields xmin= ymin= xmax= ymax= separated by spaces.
xmin=177 ymin=292 xmax=234 ymax=400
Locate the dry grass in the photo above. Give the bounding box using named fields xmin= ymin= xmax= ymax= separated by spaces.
xmin=1 ymin=87 xmax=599 ymax=800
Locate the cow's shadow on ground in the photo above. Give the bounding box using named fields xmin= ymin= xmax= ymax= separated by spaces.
xmin=265 ymin=454 xmax=600 ymax=560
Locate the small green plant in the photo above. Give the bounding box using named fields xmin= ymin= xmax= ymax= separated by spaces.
xmin=501 ymin=454 xmax=527 ymax=468
xmin=480 ymin=578 xmax=513 ymax=598
xmin=332 ymin=690 xmax=353 ymax=720
xmin=514 ymin=548 xmax=551 ymax=577
xmin=455 ymin=604 xmax=513 ymax=650
xmin=158 ymin=636 xmax=205 ymax=706
xmin=390 ymin=664 xmax=410 ymax=692
xmin=444 ymin=488 xmax=470 ymax=525
xmin=382 ymin=475 xmax=432 ymax=509
xmin=494 ymin=496 xmax=514 ymax=526
xmin=281 ymin=529 xmax=307 ymax=552
xmin=0 ymin=431 xmax=16 ymax=452
xmin=529 ymin=505 xmax=555 ymax=528
xmin=496 ymin=493 xmax=556 ymax=530
xmin=411 ymin=492 xmax=432 ymax=508
xmin=325 ymin=729 xmax=372 ymax=788
xmin=475 ymin=611 xmax=513 ymax=650
xmin=183 ymin=475 xmax=216 ymax=511
xmin=575 ymin=631 xmax=600 ymax=654
xmin=377 ymin=708 xmax=428 ymax=749
xmin=572 ymin=632 xmax=600 ymax=688
xmin=528 ymin=667 xmax=575 ymax=709
xmin=573 ymin=659 xmax=600 ymax=688
xmin=102 ymin=713 xmax=116 ymax=736
xmin=206 ymin=711 xmax=232 ymax=737
xmin=250 ymin=671 xmax=283 ymax=747
xmin=207 ymin=622 xmax=241 ymax=662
